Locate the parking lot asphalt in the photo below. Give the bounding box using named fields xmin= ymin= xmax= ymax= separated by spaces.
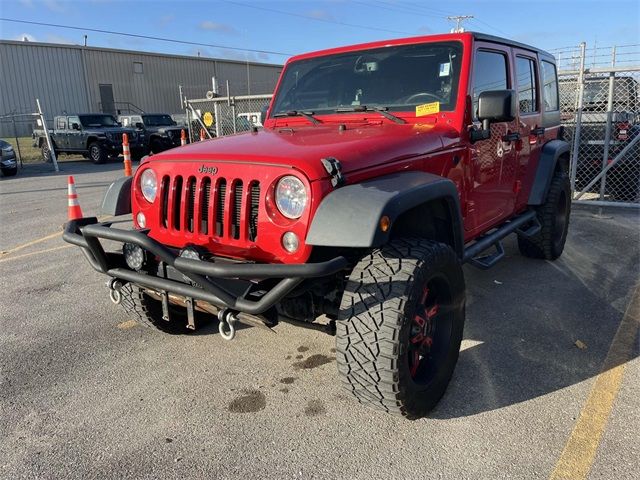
xmin=1 ymin=161 xmax=638 ymax=479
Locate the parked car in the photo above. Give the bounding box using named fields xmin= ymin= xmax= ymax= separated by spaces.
xmin=64 ymin=32 xmax=571 ymax=419
xmin=0 ymin=139 xmax=18 ymax=176
xmin=119 ymin=113 xmax=184 ymax=154
xmin=33 ymin=114 xmax=144 ymax=164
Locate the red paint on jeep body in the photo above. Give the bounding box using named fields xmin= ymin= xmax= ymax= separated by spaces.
xmin=131 ymin=32 xmax=553 ymax=264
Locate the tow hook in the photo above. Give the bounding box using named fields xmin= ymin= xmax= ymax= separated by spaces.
xmin=218 ymin=308 xmax=238 ymax=341
xmin=107 ymin=278 xmax=124 ymax=305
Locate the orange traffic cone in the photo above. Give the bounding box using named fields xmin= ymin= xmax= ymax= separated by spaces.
xmin=122 ymin=133 xmax=132 ymax=176
xmin=200 ymin=128 xmax=206 ymax=141
xmin=180 ymin=129 xmax=187 ymax=146
xmin=67 ymin=175 xmax=84 ymax=220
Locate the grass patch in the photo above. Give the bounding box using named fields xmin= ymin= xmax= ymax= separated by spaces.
xmin=2 ymin=137 xmax=84 ymax=164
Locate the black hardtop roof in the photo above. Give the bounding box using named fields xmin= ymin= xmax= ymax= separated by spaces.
xmin=471 ymin=32 xmax=555 ymax=61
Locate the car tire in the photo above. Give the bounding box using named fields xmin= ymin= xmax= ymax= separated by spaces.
xmin=518 ymin=173 xmax=571 ymax=260
xmin=336 ymin=238 xmax=466 ymax=419
xmin=88 ymin=142 xmax=107 ymax=164
xmin=1 ymin=167 xmax=18 ymax=177
xmin=150 ymin=138 xmax=163 ymax=154
xmin=119 ymin=283 xmax=206 ymax=334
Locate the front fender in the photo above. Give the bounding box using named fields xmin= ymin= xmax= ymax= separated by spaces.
xmin=306 ymin=171 xmax=463 ymax=257
xmin=101 ymin=176 xmax=132 ymax=216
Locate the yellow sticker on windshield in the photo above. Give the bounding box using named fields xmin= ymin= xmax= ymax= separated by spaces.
xmin=415 ymin=102 xmax=440 ymax=117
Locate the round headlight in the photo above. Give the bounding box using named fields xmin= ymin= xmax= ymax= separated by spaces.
xmin=140 ymin=169 xmax=157 ymax=203
xmin=275 ymin=176 xmax=307 ymax=219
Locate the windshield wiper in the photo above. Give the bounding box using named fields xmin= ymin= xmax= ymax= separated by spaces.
xmin=273 ymin=110 xmax=321 ymax=125
xmin=335 ymin=105 xmax=406 ymax=124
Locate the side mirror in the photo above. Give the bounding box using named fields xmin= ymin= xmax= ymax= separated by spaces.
xmin=260 ymin=105 xmax=269 ymax=126
xmin=171 ymin=120 xmax=177 ymax=126
xmin=471 ymin=90 xmax=516 ymax=142
xmin=135 ymin=122 xmax=144 ymax=129
xmin=72 ymin=123 xmax=80 ymax=130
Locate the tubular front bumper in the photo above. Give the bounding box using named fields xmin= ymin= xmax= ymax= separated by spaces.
xmin=62 ymin=218 xmax=348 ymax=315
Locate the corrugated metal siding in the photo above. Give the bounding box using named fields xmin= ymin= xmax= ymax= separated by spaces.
xmin=0 ymin=40 xmax=282 ymax=137
xmin=0 ymin=42 xmax=89 ymax=136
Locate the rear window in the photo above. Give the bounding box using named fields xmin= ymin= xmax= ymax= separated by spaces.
xmin=541 ymin=60 xmax=559 ymax=111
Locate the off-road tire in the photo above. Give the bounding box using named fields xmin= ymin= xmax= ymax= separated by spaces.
xmin=518 ymin=173 xmax=571 ymax=260
xmin=88 ymin=142 xmax=107 ymax=164
xmin=119 ymin=283 xmax=196 ymax=334
xmin=336 ymin=238 xmax=465 ymax=419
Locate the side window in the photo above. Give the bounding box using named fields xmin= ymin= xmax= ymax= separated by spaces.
xmin=68 ymin=116 xmax=80 ymax=129
xmin=57 ymin=117 xmax=67 ymax=130
xmin=541 ymin=60 xmax=559 ymax=111
xmin=516 ymin=56 xmax=538 ymax=114
xmin=472 ymin=50 xmax=508 ymax=119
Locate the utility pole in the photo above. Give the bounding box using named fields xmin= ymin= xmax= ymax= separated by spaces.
xmin=446 ymin=15 xmax=474 ymax=33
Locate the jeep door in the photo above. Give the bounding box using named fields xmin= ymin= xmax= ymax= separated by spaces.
xmin=55 ymin=116 xmax=69 ymax=150
xmin=67 ymin=115 xmax=83 ymax=151
xmin=466 ymin=43 xmax=519 ymax=233
xmin=512 ymin=49 xmax=544 ymax=210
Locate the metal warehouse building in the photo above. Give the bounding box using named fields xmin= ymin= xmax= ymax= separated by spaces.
xmin=0 ymin=40 xmax=282 ymax=136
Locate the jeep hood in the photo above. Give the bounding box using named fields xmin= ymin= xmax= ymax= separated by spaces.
xmin=151 ymin=122 xmax=460 ymax=181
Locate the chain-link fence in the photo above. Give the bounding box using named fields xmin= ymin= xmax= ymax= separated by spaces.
xmin=552 ymin=43 xmax=640 ymax=206
xmin=182 ymin=79 xmax=272 ymax=143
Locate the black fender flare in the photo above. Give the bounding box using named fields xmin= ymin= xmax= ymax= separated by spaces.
xmin=528 ymin=139 xmax=571 ymax=205
xmin=101 ymin=176 xmax=132 ymax=216
xmin=306 ymin=171 xmax=464 ymax=258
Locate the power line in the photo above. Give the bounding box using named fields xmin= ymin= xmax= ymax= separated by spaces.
xmin=222 ymin=0 xmax=412 ymax=35
xmin=376 ymin=0 xmax=454 ymax=17
xmin=446 ymin=15 xmax=474 ymax=33
xmin=469 ymin=17 xmax=509 ymax=36
xmin=0 ymin=17 xmax=294 ymax=57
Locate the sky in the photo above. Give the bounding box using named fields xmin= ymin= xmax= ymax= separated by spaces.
xmin=0 ymin=0 xmax=638 ymax=65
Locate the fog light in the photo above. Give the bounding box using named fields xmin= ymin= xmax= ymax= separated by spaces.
xmin=123 ymin=243 xmax=146 ymax=270
xmin=180 ymin=246 xmax=201 ymax=260
xmin=136 ymin=212 xmax=146 ymax=228
xmin=282 ymin=231 xmax=299 ymax=253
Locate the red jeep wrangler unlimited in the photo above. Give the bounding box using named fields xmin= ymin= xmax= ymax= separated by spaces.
xmin=64 ymin=33 xmax=570 ymax=419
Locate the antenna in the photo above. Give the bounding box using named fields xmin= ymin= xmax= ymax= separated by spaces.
xmin=446 ymin=15 xmax=474 ymax=33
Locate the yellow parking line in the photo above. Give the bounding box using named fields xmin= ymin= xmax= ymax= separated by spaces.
xmin=0 ymin=215 xmax=113 ymax=258
xmin=550 ymin=284 xmax=640 ymax=480
xmin=0 ymin=231 xmax=62 ymax=256
xmin=0 ymin=244 xmax=73 ymax=263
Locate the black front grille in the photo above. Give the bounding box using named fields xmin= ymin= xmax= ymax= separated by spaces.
xmin=160 ymin=174 xmax=259 ymax=242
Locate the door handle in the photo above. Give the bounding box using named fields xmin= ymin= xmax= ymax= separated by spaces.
xmin=531 ymin=127 xmax=545 ymax=136
xmin=502 ymin=132 xmax=520 ymax=142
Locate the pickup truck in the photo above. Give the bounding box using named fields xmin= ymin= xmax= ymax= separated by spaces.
xmin=64 ymin=32 xmax=571 ymax=419
xmin=118 ymin=113 xmax=184 ymax=154
xmin=33 ymin=114 xmax=144 ymax=164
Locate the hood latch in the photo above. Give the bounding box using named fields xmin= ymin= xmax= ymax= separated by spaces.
xmin=321 ymin=157 xmax=345 ymax=187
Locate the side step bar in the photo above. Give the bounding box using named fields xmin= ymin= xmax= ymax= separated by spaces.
xmin=463 ymin=210 xmax=540 ymax=270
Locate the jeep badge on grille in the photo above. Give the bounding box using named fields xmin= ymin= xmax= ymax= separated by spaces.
xmin=198 ymin=165 xmax=218 ymax=174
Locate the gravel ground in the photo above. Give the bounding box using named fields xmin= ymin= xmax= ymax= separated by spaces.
xmin=1 ymin=162 xmax=638 ymax=479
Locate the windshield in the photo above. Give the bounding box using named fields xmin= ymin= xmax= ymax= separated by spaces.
xmin=142 ymin=114 xmax=175 ymax=127
xmin=79 ymin=115 xmax=119 ymax=128
xmin=271 ymin=41 xmax=463 ymax=116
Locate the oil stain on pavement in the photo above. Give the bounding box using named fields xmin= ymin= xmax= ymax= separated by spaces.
xmin=292 ymin=354 xmax=334 ymax=370
xmin=227 ymin=390 xmax=266 ymax=413
xmin=304 ymin=399 xmax=326 ymax=416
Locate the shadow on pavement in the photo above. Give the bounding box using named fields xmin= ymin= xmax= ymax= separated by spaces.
xmin=431 ymin=206 xmax=639 ymax=419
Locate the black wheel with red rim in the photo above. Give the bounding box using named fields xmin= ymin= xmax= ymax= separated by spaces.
xmin=336 ymin=238 xmax=465 ymax=419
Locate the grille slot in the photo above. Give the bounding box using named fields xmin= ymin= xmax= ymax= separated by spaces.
xmin=161 ymin=175 xmax=169 ymax=228
xmin=216 ymin=179 xmax=226 ymax=237
xmin=173 ymin=176 xmax=183 ymax=230
xmin=200 ymin=177 xmax=211 ymax=234
xmin=186 ymin=177 xmax=196 ymax=233
xmin=231 ymin=181 xmax=243 ymax=239
xmin=249 ymin=182 xmax=260 ymax=241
